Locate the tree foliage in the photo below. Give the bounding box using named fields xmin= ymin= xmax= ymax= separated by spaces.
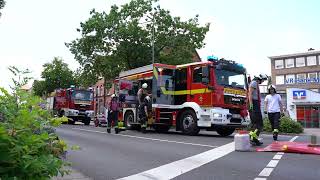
xmin=33 ymin=57 xmax=76 ymax=96
xmin=0 ymin=0 xmax=5 ymax=18
xmin=32 ymin=80 xmax=47 ymax=97
xmin=67 ymin=0 xmax=210 ymax=83
xmin=0 ymin=67 xmax=69 ymax=180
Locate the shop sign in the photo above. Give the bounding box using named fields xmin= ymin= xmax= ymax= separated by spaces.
xmin=286 ymin=78 xmax=320 ymax=84
xmin=293 ymin=90 xmax=306 ymax=100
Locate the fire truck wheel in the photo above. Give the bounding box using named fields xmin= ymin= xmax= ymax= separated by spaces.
xmin=216 ymin=127 xmax=235 ymax=137
xmin=68 ymin=119 xmax=75 ymax=125
xmin=124 ymin=111 xmax=135 ymax=130
xmin=180 ymin=110 xmax=200 ymax=136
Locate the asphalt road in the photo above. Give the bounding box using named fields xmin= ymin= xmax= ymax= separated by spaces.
xmin=56 ymin=124 xmax=320 ymax=180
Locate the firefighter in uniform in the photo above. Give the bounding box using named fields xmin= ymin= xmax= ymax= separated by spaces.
xmin=137 ymin=83 xmax=148 ymax=105
xmin=107 ymin=94 xmax=120 ymax=134
xmin=248 ymin=74 xmax=268 ymax=146
xmin=264 ymin=85 xmax=283 ymax=141
xmin=139 ymin=96 xmax=151 ymax=133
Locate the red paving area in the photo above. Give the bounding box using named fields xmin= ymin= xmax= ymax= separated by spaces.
xmin=256 ymin=141 xmax=320 ymax=155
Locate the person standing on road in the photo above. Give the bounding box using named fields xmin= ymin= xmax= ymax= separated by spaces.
xmin=264 ymin=85 xmax=283 ymax=141
xmin=139 ymin=96 xmax=151 ymax=133
xmin=248 ymin=74 xmax=268 ymax=146
xmin=107 ymin=94 xmax=120 ymax=134
xmin=137 ymin=83 xmax=148 ymax=106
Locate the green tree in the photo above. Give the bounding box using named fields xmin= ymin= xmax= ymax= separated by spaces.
xmin=40 ymin=57 xmax=76 ymax=95
xmin=67 ymin=0 xmax=210 ymax=82
xmin=0 ymin=0 xmax=5 ymax=18
xmin=32 ymin=80 xmax=47 ymax=97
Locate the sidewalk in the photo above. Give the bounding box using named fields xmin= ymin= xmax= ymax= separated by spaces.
xmin=303 ymin=128 xmax=320 ymax=136
xmin=52 ymin=167 xmax=92 ymax=180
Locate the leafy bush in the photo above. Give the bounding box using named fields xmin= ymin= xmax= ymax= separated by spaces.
xmin=263 ymin=115 xmax=304 ymax=134
xmin=0 ymin=67 xmax=69 ymax=180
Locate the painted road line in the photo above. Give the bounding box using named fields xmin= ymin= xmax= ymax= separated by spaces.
xmin=289 ymin=136 xmax=299 ymax=142
xmin=259 ymin=168 xmax=274 ymax=177
xmin=118 ymin=142 xmax=235 ymax=180
xmin=254 ymin=178 xmax=267 ymax=180
xmin=254 ymin=135 xmax=299 ymax=180
xmin=273 ymin=154 xmax=283 ymax=160
xmin=266 ymin=160 xmax=279 ymax=168
xmin=72 ymin=128 xmax=218 ymax=148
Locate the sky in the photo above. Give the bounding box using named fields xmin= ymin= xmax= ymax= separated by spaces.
xmin=0 ymin=0 xmax=319 ymax=90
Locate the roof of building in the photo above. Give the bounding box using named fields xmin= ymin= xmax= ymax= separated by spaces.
xmin=268 ymin=50 xmax=320 ymax=59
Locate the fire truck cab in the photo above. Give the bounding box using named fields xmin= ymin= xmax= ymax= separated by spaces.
xmin=117 ymin=57 xmax=250 ymax=136
xmin=48 ymin=87 xmax=94 ymax=125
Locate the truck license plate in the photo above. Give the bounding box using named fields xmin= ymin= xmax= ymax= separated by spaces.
xmin=232 ymin=114 xmax=241 ymax=119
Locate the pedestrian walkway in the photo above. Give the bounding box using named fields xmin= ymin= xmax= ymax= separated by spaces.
xmin=303 ymin=128 xmax=320 ymax=136
xmin=52 ymin=167 xmax=92 ymax=180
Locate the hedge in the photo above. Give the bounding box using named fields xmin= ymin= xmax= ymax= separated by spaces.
xmin=263 ymin=115 xmax=304 ymax=134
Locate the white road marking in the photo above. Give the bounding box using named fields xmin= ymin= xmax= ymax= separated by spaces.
xmin=118 ymin=142 xmax=235 ymax=180
xmin=254 ymin=178 xmax=267 ymax=180
xmin=254 ymin=135 xmax=299 ymax=180
xmin=259 ymin=168 xmax=274 ymax=177
xmin=273 ymin=154 xmax=283 ymax=160
xmin=266 ymin=160 xmax=279 ymax=168
xmin=72 ymin=128 xmax=218 ymax=148
xmin=289 ymin=136 xmax=299 ymax=142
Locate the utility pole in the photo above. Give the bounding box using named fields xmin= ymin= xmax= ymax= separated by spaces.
xmin=151 ymin=13 xmax=155 ymax=64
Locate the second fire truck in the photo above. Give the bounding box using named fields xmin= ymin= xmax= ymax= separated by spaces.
xmin=115 ymin=57 xmax=250 ymax=136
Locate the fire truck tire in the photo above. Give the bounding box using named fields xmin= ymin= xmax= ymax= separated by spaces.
xmin=68 ymin=119 xmax=75 ymax=125
xmin=83 ymin=118 xmax=91 ymax=126
xmin=124 ymin=111 xmax=135 ymax=130
xmin=180 ymin=110 xmax=200 ymax=136
xmin=216 ymin=127 xmax=235 ymax=137
xmin=154 ymin=125 xmax=170 ymax=133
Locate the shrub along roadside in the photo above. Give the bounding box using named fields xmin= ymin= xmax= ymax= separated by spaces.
xmin=263 ymin=115 xmax=304 ymax=134
xmin=0 ymin=67 xmax=69 ymax=180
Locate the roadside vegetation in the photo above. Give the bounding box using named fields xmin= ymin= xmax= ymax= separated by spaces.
xmin=263 ymin=116 xmax=304 ymax=134
xmin=0 ymin=67 xmax=69 ymax=180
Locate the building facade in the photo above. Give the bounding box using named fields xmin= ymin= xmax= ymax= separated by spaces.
xmin=269 ymin=50 xmax=320 ymax=93
xmin=269 ymin=50 xmax=320 ymax=128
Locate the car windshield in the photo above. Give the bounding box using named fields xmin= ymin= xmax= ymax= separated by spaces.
xmin=71 ymin=90 xmax=93 ymax=101
xmin=215 ymin=69 xmax=246 ymax=89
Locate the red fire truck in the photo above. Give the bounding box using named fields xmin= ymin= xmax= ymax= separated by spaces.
xmin=47 ymin=87 xmax=94 ymax=125
xmin=116 ymin=57 xmax=250 ymax=136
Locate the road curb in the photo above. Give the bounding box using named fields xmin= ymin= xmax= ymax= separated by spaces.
xmin=52 ymin=167 xmax=92 ymax=180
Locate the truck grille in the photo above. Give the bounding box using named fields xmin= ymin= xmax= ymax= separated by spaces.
xmin=224 ymin=95 xmax=245 ymax=106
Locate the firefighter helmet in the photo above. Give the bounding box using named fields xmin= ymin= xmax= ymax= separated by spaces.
xmin=258 ymin=74 xmax=268 ymax=81
xmin=142 ymin=83 xmax=148 ymax=89
xmin=145 ymin=96 xmax=151 ymax=102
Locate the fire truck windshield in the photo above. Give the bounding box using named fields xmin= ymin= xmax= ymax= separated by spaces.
xmin=215 ymin=69 xmax=246 ymax=89
xmin=71 ymin=90 xmax=93 ymax=101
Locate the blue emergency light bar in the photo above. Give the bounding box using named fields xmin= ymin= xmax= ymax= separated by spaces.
xmin=207 ymin=55 xmax=218 ymax=61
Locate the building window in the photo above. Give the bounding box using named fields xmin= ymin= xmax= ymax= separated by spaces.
xmin=285 ymin=74 xmax=295 ymax=84
xmin=310 ymin=89 xmax=318 ymax=93
xmin=285 ymin=58 xmax=294 ymax=68
xmin=274 ymin=60 xmax=284 ymax=69
xmin=307 ymin=56 xmax=317 ymax=66
xmin=296 ymin=57 xmax=305 ymax=67
xmin=276 ymin=75 xmax=284 ymax=85
xmin=308 ymin=72 xmax=318 ymax=82
xmin=296 ymin=73 xmax=306 ymax=83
